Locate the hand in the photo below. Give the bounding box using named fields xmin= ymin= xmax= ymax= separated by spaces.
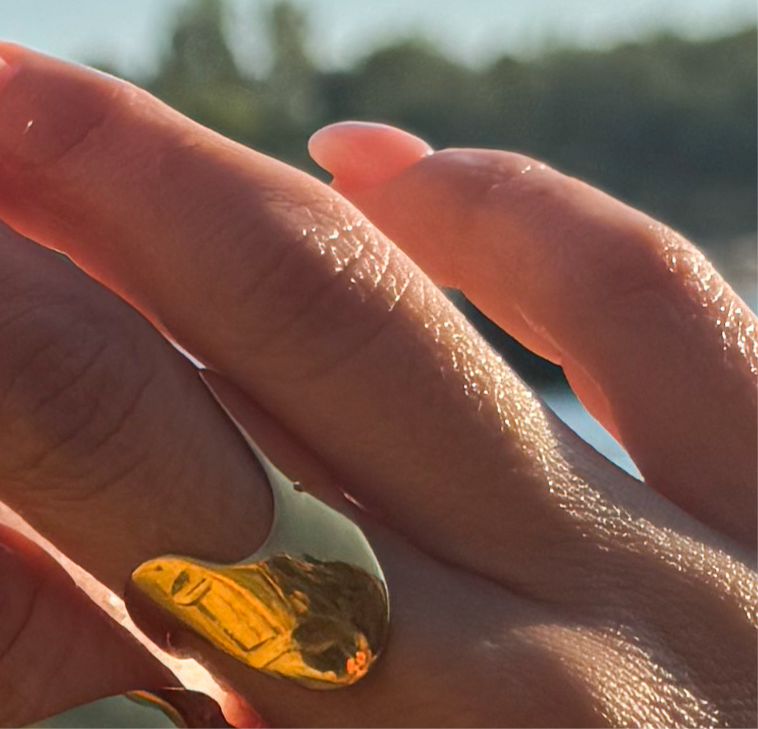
xmin=0 ymin=45 xmax=754 ymax=727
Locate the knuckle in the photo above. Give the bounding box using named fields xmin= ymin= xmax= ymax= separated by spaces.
xmin=461 ymin=154 xmax=669 ymax=315
xmin=250 ymin=214 xmax=412 ymax=382
xmin=543 ymin=202 xmax=664 ymax=312
xmin=552 ymin=211 xmax=725 ymax=331
xmin=570 ymin=533 xmax=758 ymax=723
xmin=158 ymin=166 xmax=414 ymax=382
xmin=583 ymin=630 xmax=713 ymax=726
xmin=154 ymin=134 xmax=420 ymax=384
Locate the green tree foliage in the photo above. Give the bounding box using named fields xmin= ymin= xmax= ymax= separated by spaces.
xmin=139 ymin=0 xmax=756 ymax=243
xmin=123 ymin=0 xmax=756 ymax=386
xmin=146 ymin=0 xmax=263 ymax=142
xmin=256 ymin=1 xmax=322 ymax=166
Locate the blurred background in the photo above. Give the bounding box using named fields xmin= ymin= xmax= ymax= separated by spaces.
xmin=3 ymin=0 xmax=754 ymax=725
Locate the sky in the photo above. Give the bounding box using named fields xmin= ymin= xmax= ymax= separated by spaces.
xmin=0 ymin=0 xmax=755 ymax=77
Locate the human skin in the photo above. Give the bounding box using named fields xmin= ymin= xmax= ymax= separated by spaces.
xmin=0 ymin=45 xmax=754 ymax=727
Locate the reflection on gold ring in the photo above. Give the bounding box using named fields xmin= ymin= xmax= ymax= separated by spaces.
xmin=132 ymin=552 xmax=388 ymax=688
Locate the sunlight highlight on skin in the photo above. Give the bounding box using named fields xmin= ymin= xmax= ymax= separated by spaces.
xmin=0 ymin=503 xmax=227 ymax=706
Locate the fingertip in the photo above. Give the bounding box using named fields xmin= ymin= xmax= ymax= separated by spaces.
xmin=0 ymin=44 xmax=28 ymax=105
xmin=0 ymin=41 xmax=27 ymax=64
xmin=308 ymin=121 xmax=433 ymax=192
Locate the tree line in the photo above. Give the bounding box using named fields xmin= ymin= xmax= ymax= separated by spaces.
xmin=98 ymin=0 xmax=757 ymax=386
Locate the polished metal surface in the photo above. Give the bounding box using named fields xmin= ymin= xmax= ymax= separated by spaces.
xmin=131 ymin=375 xmax=390 ymax=689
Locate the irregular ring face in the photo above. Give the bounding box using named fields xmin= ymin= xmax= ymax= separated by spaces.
xmin=131 ymin=376 xmax=391 ymax=688
xmin=132 ymin=552 xmax=389 ymax=688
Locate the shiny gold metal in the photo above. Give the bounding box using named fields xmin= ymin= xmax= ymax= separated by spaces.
xmin=131 ymin=375 xmax=390 ymax=689
xmin=126 ymin=688 xmax=232 ymax=727
xmin=126 ymin=690 xmax=187 ymax=727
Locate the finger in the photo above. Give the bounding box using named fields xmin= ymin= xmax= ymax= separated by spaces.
xmin=311 ymin=123 xmax=565 ymax=363
xmin=0 ymin=43 xmax=657 ymax=591
xmin=0 ymin=216 xmax=270 ymax=723
xmin=309 ymin=122 xmax=758 ymax=548
xmin=0 ymin=523 xmax=171 ymax=726
xmin=0 ymin=220 xmax=271 ymax=592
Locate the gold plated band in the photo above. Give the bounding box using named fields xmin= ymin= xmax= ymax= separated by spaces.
xmin=131 ymin=377 xmax=390 ymax=689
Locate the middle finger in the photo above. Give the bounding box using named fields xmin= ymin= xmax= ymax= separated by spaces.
xmin=0 ymin=44 xmax=685 ymax=590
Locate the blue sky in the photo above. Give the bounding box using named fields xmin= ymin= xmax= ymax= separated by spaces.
xmin=1 ymin=0 xmax=756 ymax=77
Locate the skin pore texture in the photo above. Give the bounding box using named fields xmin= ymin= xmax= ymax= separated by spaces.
xmin=0 ymin=46 xmax=753 ymax=727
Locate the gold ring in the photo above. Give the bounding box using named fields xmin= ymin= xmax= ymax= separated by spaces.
xmin=131 ymin=375 xmax=390 ymax=689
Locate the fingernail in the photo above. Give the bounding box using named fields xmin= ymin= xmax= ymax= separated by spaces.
xmin=309 ymin=121 xmax=433 ymax=192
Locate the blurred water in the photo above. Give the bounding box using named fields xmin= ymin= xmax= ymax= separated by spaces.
xmin=35 ymin=696 xmax=173 ymax=728
xmin=541 ymin=387 xmax=640 ymax=477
